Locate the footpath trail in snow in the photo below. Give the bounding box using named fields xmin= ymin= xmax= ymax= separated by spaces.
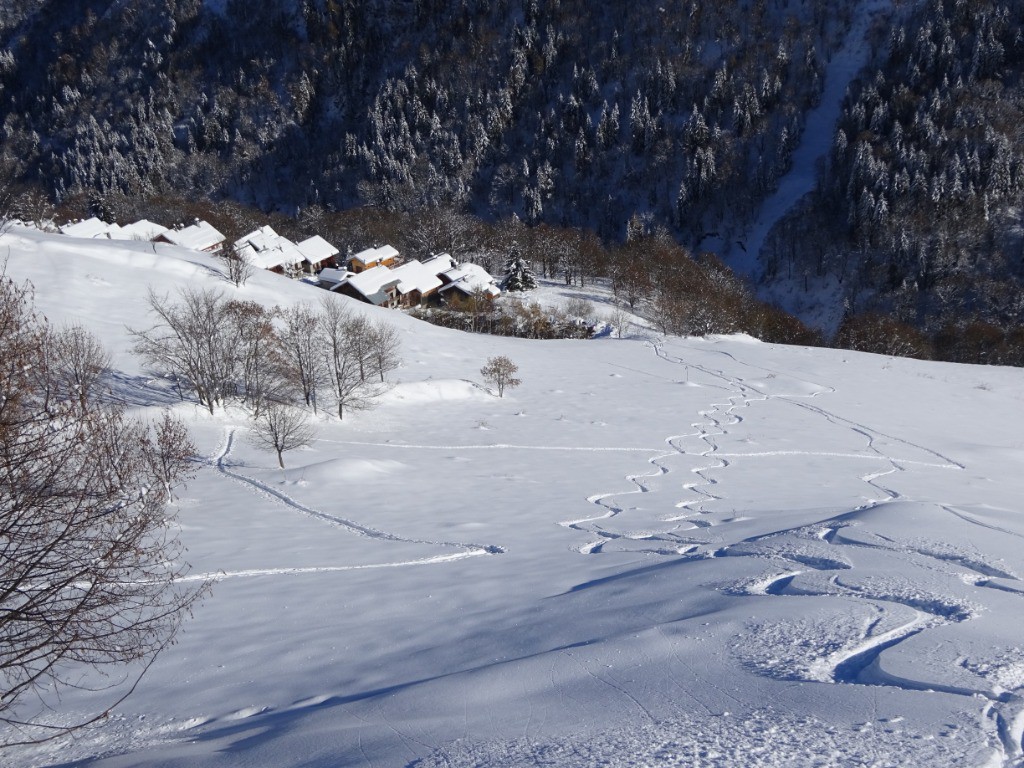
xmin=188 ymin=427 xmax=503 ymax=582
xmin=727 ymin=0 xmax=896 ymax=280
xmin=561 ymin=340 xmax=776 ymax=556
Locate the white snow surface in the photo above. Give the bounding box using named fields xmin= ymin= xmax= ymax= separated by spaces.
xmin=4 ymin=225 xmax=1024 ymax=768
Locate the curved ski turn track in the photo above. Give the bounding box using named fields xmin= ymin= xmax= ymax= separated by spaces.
xmin=556 ymin=335 xmax=1023 ymax=767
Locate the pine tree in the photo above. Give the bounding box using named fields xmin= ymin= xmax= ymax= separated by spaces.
xmin=502 ymin=247 xmax=538 ymax=291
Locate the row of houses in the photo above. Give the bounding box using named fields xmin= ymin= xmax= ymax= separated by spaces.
xmin=317 ymin=254 xmax=501 ymax=309
xmin=60 ymin=216 xmax=227 ymax=253
xmin=233 ymin=225 xmax=339 ymax=274
xmin=59 ymin=217 xmax=335 ymax=272
xmin=59 ymin=215 xmax=501 ymax=310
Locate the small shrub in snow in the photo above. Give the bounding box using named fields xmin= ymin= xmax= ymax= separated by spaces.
xmin=563 ymin=296 xmax=594 ymax=323
xmin=481 ymin=355 xmax=521 ymax=397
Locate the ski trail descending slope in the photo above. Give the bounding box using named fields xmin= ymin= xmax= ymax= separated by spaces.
xmin=610 ymin=338 xmax=1009 ymax=736
xmin=729 ymin=0 xmax=895 ymax=280
xmin=564 ymin=338 xmax=853 ymax=557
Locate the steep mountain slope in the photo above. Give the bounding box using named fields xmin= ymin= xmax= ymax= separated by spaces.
xmin=5 ymin=0 xmax=1024 ymax=358
xmin=766 ymin=0 xmax=1024 ymax=359
xmin=0 ymin=0 xmax=849 ymax=240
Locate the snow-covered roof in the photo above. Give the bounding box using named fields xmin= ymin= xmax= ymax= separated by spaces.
xmin=340 ymin=265 xmax=402 ymax=305
xmin=110 ymin=219 xmax=168 ymax=241
xmin=391 ymin=259 xmax=444 ymax=296
xmin=421 ymin=253 xmax=457 ymax=274
xmin=234 ymin=225 xmax=277 ymax=253
xmin=350 ymin=244 xmax=399 ymax=267
xmin=439 ymin=262 xmax=501 ymax=297
xmin=234 ymin=225 xmax=306 ymax=270
xmin=60 ymin=217 xmax=115 ymax=238
xmin=337 ymin=259 xmax=444 ymax=305
xmin=242 ymin=242 xmax=305 ymax=271
xmin=297 ymin=235 xmax=339 ymax=265
xmin=317 ymin=267 xmax=352 ymax=286
xmin=336 ymin=256 xmax=457 ymax=305
xmin=160 ymin=220 xmax=225 ymax=252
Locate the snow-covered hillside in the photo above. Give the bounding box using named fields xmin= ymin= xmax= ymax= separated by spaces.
xmin=4 ymin=226 xmax=1024 ymax=767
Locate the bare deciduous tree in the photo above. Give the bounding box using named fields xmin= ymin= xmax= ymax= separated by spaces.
xmin=318 ymin=296 xmax=373 ymax=419
xmin=249 ymin=400 xmax=317 ymax=468
xmin=224 ymin=300 xmax=282 ymax=415
xmin=130 ymin=289 xmax=392 ymax=419
xmin=404 ymin=206 xmax=483 ymax=259
xmin=368 ymin=320 xmax=401 ymax=383
xmin=45 ymin=324 xmax=111 ymax=412
xmin=277 ymin=303 xmax=325 ymax=412
xmin=481 ymin=355 xmax=521 ymax=397
xmin=0 ymin=272 xmax=205 ymax=746
xmin=220 ymin=243 xmax=255 ymax=288
xmin=344 ymin=313 xmax=375 ymax=384
xmin=130 ymin=287 xmax=237 ymax=413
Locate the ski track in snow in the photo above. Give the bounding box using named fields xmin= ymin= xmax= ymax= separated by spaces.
xmin=187 ymin=428 xmax=503 ymax=582
xmin=727 ymin=519 xmax=1024 ymax=766
xmin=564 ymin=338 xmax=839 ymax=557
xmin=563 ymin=337 xmax=1024 ymax=765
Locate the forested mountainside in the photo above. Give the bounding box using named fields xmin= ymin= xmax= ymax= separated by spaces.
xmin=4 ymin=0 xmax=1024 ymax=364
xmin=0 ymin=0 xmax=847 ymax=240
xmin=770 ymin=0 xmax=1024 ymax=362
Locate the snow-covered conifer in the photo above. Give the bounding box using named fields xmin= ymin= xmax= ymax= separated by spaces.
xmin=501 ymin=248 xmax=538 ymax=292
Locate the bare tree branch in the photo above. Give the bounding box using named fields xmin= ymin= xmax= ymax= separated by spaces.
xmin=220 ymin=244 xmax=256 ymax=288
xmin=0 ymin=272 xmax=207 ymax=746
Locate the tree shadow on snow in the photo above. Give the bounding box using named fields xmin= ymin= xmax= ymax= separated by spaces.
xmin=98 ymin=370 xmax=188 ymax=409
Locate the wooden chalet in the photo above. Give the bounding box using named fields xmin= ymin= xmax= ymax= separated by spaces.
xmin=332 ymin=265 xmax=402 ymax=307
xmin=438 ymin=262 xmax=501 ymax=308
xmin=156 ymin=220 xmax=226 ymax=254
xmin=330 ymin=255 xmax=455 ymax=308
xmin=296 ymin=235 xmax=340 ymax=273
xmin=316 ymin=267 xmax=352 ymax=290
xmin=348 ymin=245 xmax=399 ymax=273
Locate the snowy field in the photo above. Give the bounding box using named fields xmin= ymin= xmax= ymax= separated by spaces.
xmin=4 ymin=225 xmax=1024 ymax=767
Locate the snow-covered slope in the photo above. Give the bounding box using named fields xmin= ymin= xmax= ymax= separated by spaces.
xmin=5 ymin=226 xmax=1024 ymax=768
